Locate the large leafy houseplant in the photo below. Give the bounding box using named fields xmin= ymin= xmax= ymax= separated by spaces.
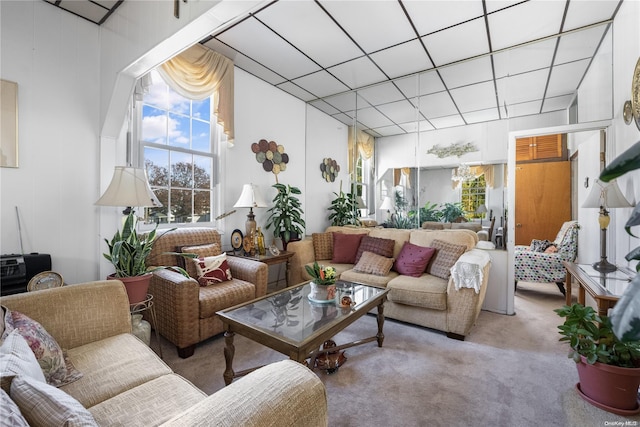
xmin=265 ymin=183 xmax=305 ymax=249
xmin=328 ymin=182 xmax=360 ymax=227
xmin=439 ymin=202 xmax=466 ymax=223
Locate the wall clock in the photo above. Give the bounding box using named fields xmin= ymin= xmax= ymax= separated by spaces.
xmin=230 ymin=229 xmax=243 ymax=254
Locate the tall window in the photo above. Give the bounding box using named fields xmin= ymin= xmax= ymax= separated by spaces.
xmin=461 ymin=175 xmax=486 ymax=218
xmin=138 ymin=70 xmax=219 ymax=225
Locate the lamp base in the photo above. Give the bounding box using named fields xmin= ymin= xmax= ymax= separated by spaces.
xmin=592 ymin=259 xmax=617 ymax=273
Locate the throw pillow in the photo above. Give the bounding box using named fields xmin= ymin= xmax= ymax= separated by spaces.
xmin=312 ymin=232 xmax=333 ymax=260
xmin=530 ymin=239 xmax=555 ymax=252
xmin=0 ymin=330 xmax=47 ymax=393
xmin=180 ymin=243 xmax=222 ymax=278
xmin=393 ymin=242 xmax=437 ymax=277
xmin=10 ymin=375 xmax=98 ymax=427
xmin=354 ymin=236 xmax=395 ymax=264
xmin=352 ymin=251 xmax=395 ymax=276
xmin=2 ymin=309 xmax=82 ymax=388
xmin=0 ymin=389 xmax=29 ymax=427
xmin=427 ymin=239 xmax=467 ymax=280
xmin=192 ymin=253 xmax=233 ymax=286
xmin=331 ymin=233 xmax=366 ymax=264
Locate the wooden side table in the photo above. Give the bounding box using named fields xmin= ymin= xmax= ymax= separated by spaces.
xmin=227 ymin=251 xmax=294 ymax=291
xmin=563 ymin=262 xmax=634 ymax=316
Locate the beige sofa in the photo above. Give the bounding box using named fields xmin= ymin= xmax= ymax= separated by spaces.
xmin=287 ymin=226 xmax=490 ymax=339
xmin=1 ymin=281 xmax=327 ymax=426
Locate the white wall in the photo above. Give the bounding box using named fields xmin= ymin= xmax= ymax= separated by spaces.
xmin=574 ymin=131 xmax=602 ymax=265
xmin=0 ymin=1 xmax=101 ymax=283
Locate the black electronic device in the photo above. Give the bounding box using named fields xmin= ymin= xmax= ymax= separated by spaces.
xmin=1 ymin=253 xmax=52 ymax=296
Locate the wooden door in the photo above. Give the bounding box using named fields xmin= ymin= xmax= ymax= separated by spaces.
xmin=515 ymin=161 xmax=571 ymax=245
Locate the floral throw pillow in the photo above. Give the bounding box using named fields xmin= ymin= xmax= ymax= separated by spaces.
xmin=1 ymin=308 xmax=82 ymax=388
xmin=192 ymin=253 xmax=233 ymax=286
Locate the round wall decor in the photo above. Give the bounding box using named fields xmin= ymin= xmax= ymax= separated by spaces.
xmin=320 ymin=157 xmax=340 ymax=182
xmin=251 ymin=139 xmax=289 ymax=177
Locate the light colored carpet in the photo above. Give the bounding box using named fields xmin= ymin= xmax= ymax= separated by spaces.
xmin=151 ymin=281 xmax=637 ymax=426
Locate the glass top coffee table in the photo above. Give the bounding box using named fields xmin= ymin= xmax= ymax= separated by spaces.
xmin=217 ymin=280 xmax=389 ymax=385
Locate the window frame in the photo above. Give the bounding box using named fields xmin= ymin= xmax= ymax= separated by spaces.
xmin=460 ymin=174 xmax=487 ymax=219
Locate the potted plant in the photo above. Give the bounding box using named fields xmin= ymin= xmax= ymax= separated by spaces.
xmin=265 ymin=183 xmax=305 ymax=251
xmin=328 ymin=181 xmax=360 ymax=227
xmin=555 ymin=303 xmax=640 ymax=414
xmin=305 ymin=261 xmax=337 ymax=302
xmin=103 ymin=212 xmax=190 ymax=304
xmin=439 ymin=202 xmax=466 ymax=222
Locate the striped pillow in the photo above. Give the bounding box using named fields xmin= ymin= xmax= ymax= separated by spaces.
xmin=312 ymin=232 xmax=333 ymax=260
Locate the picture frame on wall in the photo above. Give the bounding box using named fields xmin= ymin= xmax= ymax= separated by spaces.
xmin=1 ymin=79 xmax=18 ymax=168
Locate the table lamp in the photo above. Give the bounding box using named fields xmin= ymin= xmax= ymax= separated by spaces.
xmin=582 ymin=178 xmax=632 ymax=272
xmin=379 ymin=197 xmax=393 ymax=222
xmin=476 ymin=204 xmax=487 ymax=225
xmin=96 ymin=166 xmax=161 ymax=215
xmin=234 ymin=184 xmax=267 ymax=239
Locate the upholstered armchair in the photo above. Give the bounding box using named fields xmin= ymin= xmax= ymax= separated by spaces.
xmin=145 ymin=227 xmax=268 ymax=358
xmin=514 ymin=220 xmax=580 ymax=296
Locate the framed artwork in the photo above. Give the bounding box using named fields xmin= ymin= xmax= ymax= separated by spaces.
xmin=1 ymin=79 xmax=18 ymax=168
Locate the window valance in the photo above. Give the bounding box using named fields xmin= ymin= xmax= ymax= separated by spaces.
xmin=348 ymin=127 xmax=375 ymax=173
xmin=158 ymin=44 xmax=234 ymax=142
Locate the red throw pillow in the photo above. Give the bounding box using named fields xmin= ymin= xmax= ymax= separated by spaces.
xmin=192 ymin=254 xmax=233 ymax=286
xmin=393 ymin=242 xmax=436 ymax=277
xmin=354 ymin=235 xmax=395 ymax=264
xmin=331 ymin=233 xmax=366 ymax=264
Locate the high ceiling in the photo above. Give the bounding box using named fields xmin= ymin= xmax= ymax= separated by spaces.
xmin=44 ymin=0 xmax=622 ymax=137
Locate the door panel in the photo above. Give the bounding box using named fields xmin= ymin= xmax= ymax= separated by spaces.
xmin=515 ymin=161 xmax=571 ymax=245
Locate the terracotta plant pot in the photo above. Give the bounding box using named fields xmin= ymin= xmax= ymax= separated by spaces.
xmin=576 ymin=355 xmax=640 ymax=414
xmin=108 ymin=273 xmax=152 ymax=305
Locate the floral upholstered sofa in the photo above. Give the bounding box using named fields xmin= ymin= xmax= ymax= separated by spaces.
xmin=287 ymin=226 xmax=491 ymax=340
xmin=514 ymin=220 xmax=580 ymax=295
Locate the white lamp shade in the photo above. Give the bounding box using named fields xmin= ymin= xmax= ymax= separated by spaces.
xmin=233 ymin=184 xmax=267 ymax=208
xmin=356 ymin=196 xmax=367 ymax=209
xmin=582 ymin=179 xmax=632 ymax=209
xmin=379 ymin=197 xmax=393 ymax=211
xmin=476 ymin=204 xmax=488 ymax=214
xmin=96 ymin=167 xmax=161 ymax=208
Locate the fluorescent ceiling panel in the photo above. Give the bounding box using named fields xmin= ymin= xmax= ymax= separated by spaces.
xmin=319 ymin=0 xmax=415 ymax=53
xmin=292 ymin=70 xmax=350 ymax=99
xmin=276 ymin=82 xmax=316 ymax=102
xmin=439 ymin=56 xmax=493 ymax=89
xmin=404 ymin=1 xmax=484 ymax=35
xmin=355 ymin=106 xmax=394 ymax=129
xmin=375 ymin=100 xmax=419 ymax=124
xmin=554 ymin=25 xmax=606 ymax=65
xmin=422 ymin=17 xmax=489 ymax=66
xmin=418 ymin=91 xmax=459 ymax=119
xmin=430 ymin=115 xmax=466 ymax=129
xmin=563 ymin=0 xmax=619 ymax=31
xmin=450 ymin=81 xmax=498 ymax=113
xmin=496 ymin=68 xmax=548 ymax=105
xmin=546 ymin=59 xmax=590 ymax=98
xmin=463 ymin=108 xmax=500 ymax=124
xmin=216 ymin=18 xmax=320 ymax=80
xmin=488 ymin=1 xmax=565 ymax=51
xmin=369 ymin=40 xmax=433 ymax=79
xmin=357 ymin=82 xmax=405 ymax=106
xmin=328 ymin=56 xmax=388 ymax=90
xmin=492 ymin=38 xmax=556 ymax=78
xmin=256 ymin=1 xmax=362 ymax=68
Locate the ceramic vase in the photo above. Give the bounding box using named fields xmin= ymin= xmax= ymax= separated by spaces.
xmin=309 ymin=281 xmax=337 ymax=302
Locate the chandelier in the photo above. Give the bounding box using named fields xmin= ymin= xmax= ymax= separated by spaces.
xmin=451 ymin=164 xmax=476 ymax=183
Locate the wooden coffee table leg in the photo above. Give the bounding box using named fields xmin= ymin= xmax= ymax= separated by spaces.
xmin=376 ymin=299 xmax=385 ymax=347
xmin=223 ymin=330 xmax=235 ymax=386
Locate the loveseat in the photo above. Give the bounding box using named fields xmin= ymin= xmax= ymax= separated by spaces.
xmin=1 ymin=281 xmax=328 ymax=426
xmin=144 ymin=227 xmax=268 ymax=358
xmin=287 ymin=226 xmax=491 ymax=339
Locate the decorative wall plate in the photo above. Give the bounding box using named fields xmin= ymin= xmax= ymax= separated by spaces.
xmin=230 ymin=229 xmax=243 ymax=253
xmin=320 ymin=157 xmax=340 ymax=182
xmin=623 ymin=100 xmax=633 ymax=125
xmin=632 ymin=57 xmax=640 ymax=131
xmin=252 ymin=139 xmax=290 ymax=177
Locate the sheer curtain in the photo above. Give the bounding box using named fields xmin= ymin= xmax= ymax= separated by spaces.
xmin=157 ymin=44 xmax=234 ymax=142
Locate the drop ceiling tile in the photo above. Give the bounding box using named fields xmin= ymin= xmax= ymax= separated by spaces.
xmin=322 ymin=92 xmax=359 ymax=112
xmin=546 ymin=59 xmax=590 ymax=98
xmin=308 ymin=99 xmax=340 ymax=116
xmin=542 ymin=94 xmax=575 ymax=113
xmin=217 ymin=17 xmax=320 ymax=80
xmin=554 ymin=25 xmax=606 ymax=65
xmin=563 ymin=0 xmax=619 ymax=31
xmin=256 ymin=1 xmax=362 ymax=68
xmin=463 ymin=108 xmax=500 ymax=124
xmin=357 ymin=82 xmax=405 ymax=106
xmin=355 ymin=106 xmax=394 ymax=129
xmin=422 ymin=17 xmax=489 ymax=66
xmin=496 ymin=68 xmax=548 ymax=105
xmin=506 ymin=100 xmax=542 ymax=118
xmin=488 ymin=1 xmax=565 ymax=51
xmin=291 ymin=70 xmax=350 ymax=99
xmin=328 ymin=56 xmax=388 ymax=90
xmin=418 ymin=120 xmax=436 ymax=132
xmin=59 ymin=0 xmax=108 ymax=23
xmin=94 ymin=1 xmax=119 ymax=8
xmin=376 ymin=100 xmax=419 ymax=124
xmin=404 ymin=1 xmax=485 ymax=35
xmin=277 ymin=82 xmax=316 ymax=102
xmin=450 ymin=81 xmax=498 ymax=113
xmin=369 ymin=40 xmax=433 ymax=79
xmin=418 ymin=91 xmax=459 ymax=119
xmin=398 ymin=121 xmax=419 ymax=133
xmin=430 ymin=114 xmax=466 ymax=129
xmin=319 ymin=0 xmax=415 ymax=53
xmin=439 ymin=56 xmax=493 ymax=89
xmin=394 ymin=71 xmax=446 ymax=98
xmin=485 ymin=1 xmax=523 ymax=14
xmin=492 ymin=38 xmax=556 ymax=78
xmin=371 ymin=125 xmax=406 ymax=137
xmin=332 ymin=113 xmax=355 ymax=126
